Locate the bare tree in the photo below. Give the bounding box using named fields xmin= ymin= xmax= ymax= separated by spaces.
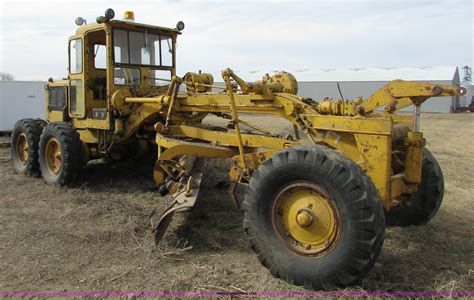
xmin=0 ymin=72 xmax=15 ymax=81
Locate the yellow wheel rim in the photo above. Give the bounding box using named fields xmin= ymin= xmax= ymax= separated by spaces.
xmin=45 ymin=138 xmax=62 ymax=175
xmin=271 ymin=181 xmax=341 ymax=256
xmin=16 ymin=133 xmax=29 ymax=165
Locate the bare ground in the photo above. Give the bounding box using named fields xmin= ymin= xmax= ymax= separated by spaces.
xmin=0 ymin=113 xmax=473 ymax=293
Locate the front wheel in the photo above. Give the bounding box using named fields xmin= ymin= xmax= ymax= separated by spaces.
xmin=243 ymin=145 xmax=385 ymax=290
xmin=39 ymin=122 xmax=83 ymax=185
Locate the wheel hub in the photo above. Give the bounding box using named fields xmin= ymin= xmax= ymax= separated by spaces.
xmin=45 ymin=138 xmax=62 ymax=175
xmin=16 ymin=133 xmax=29 ymax=165
xmin=272 ymin=181 xmax=341 ymax=256
xmin=296 ymin=208 xmax=314 ymax=227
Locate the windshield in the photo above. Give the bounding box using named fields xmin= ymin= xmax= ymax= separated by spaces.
xmin=113 ymin=29 xmax=173 ymax=67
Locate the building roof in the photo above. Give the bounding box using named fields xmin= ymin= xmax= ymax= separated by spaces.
xmin=243 ymin=66 xmax=459 ymax=82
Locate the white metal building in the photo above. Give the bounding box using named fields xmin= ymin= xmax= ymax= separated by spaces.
xmin=293 ymin=66 xmax=461 ymax=113
xmin=0 ymin=81 xmax=46 ymax=131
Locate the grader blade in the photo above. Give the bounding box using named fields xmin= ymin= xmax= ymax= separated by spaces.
xmin=153 ymin=171 xmax=203 ymax=246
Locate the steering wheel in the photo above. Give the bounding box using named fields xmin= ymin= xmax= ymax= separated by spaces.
xmin=121 ymin=68 xmax=140 ymax=85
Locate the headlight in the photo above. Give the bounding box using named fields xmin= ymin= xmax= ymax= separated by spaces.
xmin=105 ymin=8 xmax=115 ymax=20
xmin=75 ymin=17 xmax=86 ymax=26
xmin=176 ymin=21 xmax=185 ymax=31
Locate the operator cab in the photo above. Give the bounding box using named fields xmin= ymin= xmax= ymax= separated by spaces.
xmin=46 ymin=8 xmax=183 ymax=131
xmin=111 ymin=26 xmax=174 ymax=88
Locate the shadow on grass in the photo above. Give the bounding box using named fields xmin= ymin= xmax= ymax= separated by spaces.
xmin=74 ymin=158 xmax=157 ymax=193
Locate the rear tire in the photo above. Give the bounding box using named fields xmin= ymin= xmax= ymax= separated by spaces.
xmin=385 ymin=148 xmax=444 ymax=226
xmin=11 ymin=119 xmax=46 ymax=176
xmin=243 ymin=145 xmax=385 ymax=290
xmin=39 ymin=122 xmax=82 ymax=185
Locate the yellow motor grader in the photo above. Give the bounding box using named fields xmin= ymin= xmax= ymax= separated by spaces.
xmin=11 ymin=9 xmax=466 ymax=290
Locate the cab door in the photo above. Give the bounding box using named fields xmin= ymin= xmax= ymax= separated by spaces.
xmin=84 ymin=29 xmax=111 ymax=129
xmin=68 ymin=36 xmax=86 ymax=119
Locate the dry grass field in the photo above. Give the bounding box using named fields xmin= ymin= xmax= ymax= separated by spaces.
xmin=0 ymin=113 xmax=473 ymax=294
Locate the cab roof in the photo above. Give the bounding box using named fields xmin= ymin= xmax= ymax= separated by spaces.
xmin=74 ymin=19 xmax=181 ymax=36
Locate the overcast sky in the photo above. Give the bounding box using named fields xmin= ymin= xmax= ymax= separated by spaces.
xmin=0 ymin=0 xmax=472 ymax=81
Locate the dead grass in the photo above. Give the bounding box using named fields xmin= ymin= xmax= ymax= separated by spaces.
xmin=0 ymin=113 xmax=473 ymax=293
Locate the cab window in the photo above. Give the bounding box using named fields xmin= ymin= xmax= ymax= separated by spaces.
xmin=113 ymin=29 xmax=173 ymax=67
xmin=94 ymin=44 xmax=106 ymax=69
xmin=69 ymin=38 xmax=83 ymax=74
xmin=148 ymin=70 xmax=171 ymax=87
xmin=114 ymin=68 xmax=140 ymax=85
